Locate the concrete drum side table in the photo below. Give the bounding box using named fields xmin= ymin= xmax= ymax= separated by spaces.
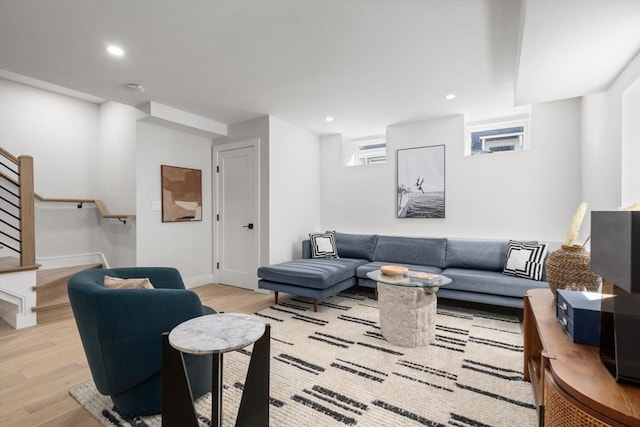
xmin=162 ymin=313 xmax=270 ymax=427
xmin=367 ymin=270 xmax=451 ymax=347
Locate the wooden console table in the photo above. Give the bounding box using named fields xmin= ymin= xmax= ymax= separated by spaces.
xmin=523 ymin=289 xmax=640 ymax=426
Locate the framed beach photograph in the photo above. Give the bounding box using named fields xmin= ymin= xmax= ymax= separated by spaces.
xmin=161 ymin=165 xmax=202 ymax=222
xmin=397 ymin=145 xmax=445 ymax=218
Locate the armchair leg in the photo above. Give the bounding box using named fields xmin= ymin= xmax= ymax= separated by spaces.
xmin=374 ymin=287 xmax=378 ymax=300
xmin=274 ymin=291 xmax=279 ymax=305
xmin=313 ymin=298 xmax=318 ymax=312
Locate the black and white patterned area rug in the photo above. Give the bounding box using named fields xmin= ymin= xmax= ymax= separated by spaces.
xmin=70 ymin=291 xmax=537 ymax=426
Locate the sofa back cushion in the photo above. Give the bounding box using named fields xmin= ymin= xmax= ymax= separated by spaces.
xmin=302 ymin=240 xmax=312 ymax=259
xmin=446 ymin=239 xmax=509 ymax=271
xmin=373 ymin=236 xmax=447 ymax=268
xmin=334 ymin=232 xmax=378 ymax=260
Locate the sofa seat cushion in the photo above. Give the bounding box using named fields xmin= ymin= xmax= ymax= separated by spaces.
xmin=373 ymin=236 xmax=447 ymax=268
xmin=257 ymin=258 xmax=368 ymax=290
xmin=258 ymin=277 xmax=356 ymax=300
xmin=442 ymin=268 xmax=548 ymax=298
xmin=356 ymin=261 xmax=442 ymax=279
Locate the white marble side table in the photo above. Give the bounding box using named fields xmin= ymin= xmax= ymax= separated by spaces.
xmin=162 ymin=313 xmax=270 ymax=427
xmin=367 ymin=270 xmax=451 ymax=347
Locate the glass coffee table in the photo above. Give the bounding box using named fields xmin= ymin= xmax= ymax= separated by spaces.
xmin=367 ymin=269 xmax=451 ymax=348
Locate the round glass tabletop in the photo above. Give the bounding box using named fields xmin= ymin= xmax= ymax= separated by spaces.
xmin=367 ymin=269 xmax=452 ymax=288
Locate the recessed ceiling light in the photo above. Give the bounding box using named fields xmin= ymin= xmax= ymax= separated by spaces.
xmin=445 ymin=93 xmax=456 ymax=100
xmin=326 ymin=116 xmax=334 ymax=122
xmin=126 ymin=83 xmax=145 ymax=92
xmin=107 ymin=45 xmax=124 ymax=57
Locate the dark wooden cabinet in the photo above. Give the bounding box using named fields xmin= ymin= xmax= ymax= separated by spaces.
xmin=523 ymin=289 xmax=640 ymax=426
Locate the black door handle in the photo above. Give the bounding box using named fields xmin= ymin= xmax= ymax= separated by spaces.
xmin=243 ymin=223 xmax=254 ymax=230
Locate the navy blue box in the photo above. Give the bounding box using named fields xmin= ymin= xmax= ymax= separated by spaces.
xmin=556 ymin=290 xmax=602 ymax=346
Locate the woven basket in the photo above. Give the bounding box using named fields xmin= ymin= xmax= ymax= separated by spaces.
xmin=545 ymin=244 xmax=601 ymax=297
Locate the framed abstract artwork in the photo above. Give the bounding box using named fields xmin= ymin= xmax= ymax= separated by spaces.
xmin=161 ymin=165 xmax=202 ymax=222
xmin=396 ymin=145 xmax=445 ymax=218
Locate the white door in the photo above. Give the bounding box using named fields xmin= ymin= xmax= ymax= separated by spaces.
xmin=215 ymin=140 xmax=259 ymax=289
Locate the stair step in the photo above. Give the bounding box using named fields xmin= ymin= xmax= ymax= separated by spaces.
xmin=33 ymin=294 xmax=70 ymax=312
xmin=34 ymin=301 xmax=74 ymax=324
xmin=34 ymin=263 xmax=103 ymax=289
xmin=32 ymin=293 xmax=74 ymax=324
xmin=32 ymin=263 xmax=102 ymax=324
xmin=0 ymin=256 xmax=40 ymax=273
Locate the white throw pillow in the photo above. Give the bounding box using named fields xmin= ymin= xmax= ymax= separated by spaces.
xmin=503 ymin=240 xmax=548 ymax=281
xmin=309 ymin=231 xmax=339 ymax=259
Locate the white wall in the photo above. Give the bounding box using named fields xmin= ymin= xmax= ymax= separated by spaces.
xmin=0 ymin=78 xmax=105 ymax=260
xmin=621 ymin=76 xmax=640 ymax=206
xmin=268 ymin=116 xmax=320 ymax=263
xmin=136 ymin=121 xmax=214 ymax=287
xmin=581 ymin=93 xmax=610 ymax=212
xmin=321 ymin=99 xmax=582 ymax=244
xmin=582 ymin=50 xmax=640 ymax=210
xmin=98 ymin=102 xmax=141 ymax=213
xmin=580 ymin=50 xmax=640 ymax=238
xmin=0 ymin=78 xmax=98 ymax=197
xmin=33 ymin=203 xmax=102 ymax=259
xmin=96 ymin=102 xmax=143 ymax=267
xmin=320 ymin=133 xmax=398 ymax=233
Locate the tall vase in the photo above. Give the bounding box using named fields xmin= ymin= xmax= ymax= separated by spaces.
xmin=545 ymin=244 xmax=601 ymax=298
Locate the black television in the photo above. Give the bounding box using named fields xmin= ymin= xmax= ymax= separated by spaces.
xmin=591 ymin=211 xmax=640 ymax=385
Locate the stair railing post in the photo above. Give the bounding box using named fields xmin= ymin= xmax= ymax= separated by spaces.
xmin=18 ymin=155 xmax=36 ymax=267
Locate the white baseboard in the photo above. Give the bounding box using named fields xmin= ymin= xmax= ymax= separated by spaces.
xmin=36 ymin=253 xmax=110 ymax=270
xmin=2 ymin=308 xmax=37 ymax=329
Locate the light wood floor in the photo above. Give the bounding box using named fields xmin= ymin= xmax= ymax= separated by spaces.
xmin=0 ymin=284 xmax=280 ymax=427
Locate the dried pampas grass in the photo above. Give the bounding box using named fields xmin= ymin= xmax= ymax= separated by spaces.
xmin=619 ymin=202 xmax=640 ymax=211
xmin=564 ymin=202 xmax=588 ymax=246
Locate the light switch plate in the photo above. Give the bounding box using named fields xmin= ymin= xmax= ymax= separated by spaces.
xmin=151 ymin=201 xmax=161 ymax=211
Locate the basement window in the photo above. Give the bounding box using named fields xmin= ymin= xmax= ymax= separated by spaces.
xmin=351 ymin=135 xmax=387 ymax=165
xmin=465 ymin=116 xmax=529 ymax=156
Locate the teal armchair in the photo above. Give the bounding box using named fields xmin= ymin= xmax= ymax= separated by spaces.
xmin=68 ymin=267 xmax=215 ymax=416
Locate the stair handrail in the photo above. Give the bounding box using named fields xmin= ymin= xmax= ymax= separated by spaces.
xmin=34 ymin=196 xmax=136 ymax=223
xmin=0 ymin=157 xmax=136 ymax=222
xmin=0 ymin=147 xmax=19 ymax=164
xmin=0 ymin=169 xmax=136 ymax=222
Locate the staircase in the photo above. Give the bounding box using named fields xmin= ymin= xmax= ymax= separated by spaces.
xmin=32 ymin=263 xmax=102 ymax=324
xmin=0 ymin=257 xmax=38 ymax=329
xmin=0 ymin=147 xmax=134 ymax=329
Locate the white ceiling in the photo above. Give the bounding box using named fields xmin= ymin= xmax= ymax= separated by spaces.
xmin=516 ymin=0 xmax=640 ymax=105
xmin=1 ymin=0 xmax=639 ymax=139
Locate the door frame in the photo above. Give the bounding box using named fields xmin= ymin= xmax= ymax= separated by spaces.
xmin=212 ymin=138 xmax=261 ymax=287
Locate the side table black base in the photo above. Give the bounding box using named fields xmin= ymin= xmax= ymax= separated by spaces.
xmin=162 ymin=325 xmax=271 ymax=427
xmin=236 ymin=324 xmax=270 ymax=426
xmin=161 ymin=332 xmax=199 ymax=427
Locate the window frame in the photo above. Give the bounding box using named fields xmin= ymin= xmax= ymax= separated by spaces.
xmin=351 ymin=135 xmax=387 ymax=166
xmin=465 ymin=115 xmax=530 ymax=156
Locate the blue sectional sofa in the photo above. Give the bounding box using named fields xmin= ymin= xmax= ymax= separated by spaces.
xmin=257 ymin=232 xmax=549 ymax=311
